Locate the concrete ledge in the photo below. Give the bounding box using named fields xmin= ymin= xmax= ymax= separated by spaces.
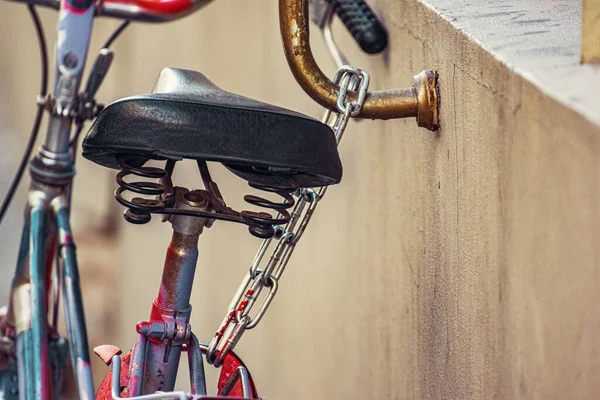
xmin=423 ymin=0 xmax=600 ymax=127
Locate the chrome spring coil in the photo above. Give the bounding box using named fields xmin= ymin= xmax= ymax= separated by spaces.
xmin=114 ymin=156 xmax=168 ymax=224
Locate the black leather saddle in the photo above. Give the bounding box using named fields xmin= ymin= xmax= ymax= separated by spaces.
xmin=82 ymin=68 xmax=342 ymax=187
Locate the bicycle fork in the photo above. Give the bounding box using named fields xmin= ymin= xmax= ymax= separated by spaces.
xmin=7 ymin=185 xmax=94 ymax=400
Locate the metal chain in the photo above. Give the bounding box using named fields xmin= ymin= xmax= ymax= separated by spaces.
xmin=206 ymin=66 xmax=370 ymax=367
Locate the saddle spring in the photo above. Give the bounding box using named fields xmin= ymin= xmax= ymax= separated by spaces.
xmin=114 ymin=155 xmax=298 ymax=240
xmin=114 ymin=155 xmax=169 ymax=225
xmin=241 ymin=177 xmax=299 ymax=239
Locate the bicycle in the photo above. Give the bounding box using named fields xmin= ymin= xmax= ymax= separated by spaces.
xmin=0 ymin=0 xmax=439 ymax=398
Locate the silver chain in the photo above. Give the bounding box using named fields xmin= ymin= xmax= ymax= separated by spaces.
xmin=206 ymin=66 xmax=370 ymax=367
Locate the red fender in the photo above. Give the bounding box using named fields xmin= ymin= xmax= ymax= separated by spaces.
xmin=95 ymin=351 xmax=258 ymax=399
xmin=96 ymin=352 xmax=131 ymax=399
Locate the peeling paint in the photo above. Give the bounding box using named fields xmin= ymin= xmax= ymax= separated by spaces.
xmin=290 ymin=19 xmax=301 ymax=53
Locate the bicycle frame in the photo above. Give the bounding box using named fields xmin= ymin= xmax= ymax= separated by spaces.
xmin=12 ymin=191 xmax=92 ymax=400
xmin=6 ymin=0 xmax=213 ymax=21
xmin=2 ymin=0 xmax=213 ymax=398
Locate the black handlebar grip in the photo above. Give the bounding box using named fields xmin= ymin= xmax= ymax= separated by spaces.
xmin=327 ymin=0 xmax=388 ymax=54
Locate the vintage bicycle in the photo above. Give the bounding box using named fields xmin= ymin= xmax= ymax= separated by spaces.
xmin=0 ymin=0 xmax=439 ymax=398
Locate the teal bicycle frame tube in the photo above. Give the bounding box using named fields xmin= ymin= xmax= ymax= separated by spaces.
xmin=55 ymin=203 xmax=95 ymax=400
xmin=13 ymin=213 xmax=33 ymax=400
xmin=12 ymin=196 xmax=95 ymax=400
xmin=29 ymin=201 xmax=50 ymax=400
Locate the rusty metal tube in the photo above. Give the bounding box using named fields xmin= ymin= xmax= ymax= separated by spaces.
xmin=279 ymin=0 xmax=439 ymax=129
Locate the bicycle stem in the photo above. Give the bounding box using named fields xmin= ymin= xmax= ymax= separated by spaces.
xmin=279 ymin=0 xmax=439 ymax=128
xmin=44 ymin=2 xmax=94 ymax=154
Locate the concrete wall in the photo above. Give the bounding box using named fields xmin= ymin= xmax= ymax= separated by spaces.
xmin=0 ymin=0 xmax=599 ymax=399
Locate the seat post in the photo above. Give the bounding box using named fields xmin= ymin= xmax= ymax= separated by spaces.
xmin=129 ymin=187 xmax=212 ymax=395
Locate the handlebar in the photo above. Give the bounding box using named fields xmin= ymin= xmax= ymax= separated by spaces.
xmin=280 ymin=0 xmax=439 ymax=128
xmin=7 ymin=0 xmax=439 ymax=129
xmin=327 ymin=0 xmax=388 ymax=54
xmin=5 ymin=0 xmax=213 ymax=22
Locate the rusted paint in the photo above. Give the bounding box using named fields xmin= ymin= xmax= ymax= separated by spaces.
xmin=156 ymin=232 xmax=199 ymax=310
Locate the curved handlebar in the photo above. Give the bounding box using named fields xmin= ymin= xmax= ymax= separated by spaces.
xmin=4 ymin=0 xmax=213 ymax=22
xmin=280 ymin=0 xmax=439 ymax=128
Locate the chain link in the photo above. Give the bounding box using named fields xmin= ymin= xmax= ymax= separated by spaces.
xmin=334 ymin=65 xmax=370 ymax=117
xmin=206 ymin=66 xmax=370 ymax=367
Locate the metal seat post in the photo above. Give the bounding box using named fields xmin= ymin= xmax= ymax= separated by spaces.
xmin=126 ymin=187 xmax=212 ymax=396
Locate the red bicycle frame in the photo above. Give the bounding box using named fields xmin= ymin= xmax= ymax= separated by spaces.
xmin=8 ymin=0 xmax=213 ymax=22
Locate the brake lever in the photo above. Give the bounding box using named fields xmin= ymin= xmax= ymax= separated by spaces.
xmin=76 ymin=48 xmax=114 ymax=123
xmin=84 ymin=48 xmax=114 ymax=101
xmin=310 ymin=0 xmax=366 ymax=124
xmin=309 ymin=0 xmax=349 ymax=67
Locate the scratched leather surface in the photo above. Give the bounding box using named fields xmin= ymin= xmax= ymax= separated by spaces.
xmin=82 ymin=68 xmax=342 ymax=188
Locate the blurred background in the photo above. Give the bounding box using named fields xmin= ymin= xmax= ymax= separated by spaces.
xmin=1 ymin=0 xmax=600 ymax=399
xmin=0 ymin=0 xmax=417 ymax=398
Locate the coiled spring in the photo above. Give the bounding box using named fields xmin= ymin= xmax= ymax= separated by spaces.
xmin=241 ymin=177 xmax=299 ymax=239
xmin=114 ymin=155 xmax=299 ymax=239
xmin=114 ymin=155 xmax=168 ymax=224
